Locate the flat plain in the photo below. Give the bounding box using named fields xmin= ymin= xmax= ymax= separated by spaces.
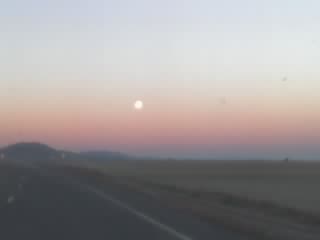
xmin=77 ymin=159 xmax=320 ymax=215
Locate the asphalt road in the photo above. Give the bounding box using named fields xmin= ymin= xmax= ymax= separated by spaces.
xmin=0 ymin=163 xmax=253 ymax=240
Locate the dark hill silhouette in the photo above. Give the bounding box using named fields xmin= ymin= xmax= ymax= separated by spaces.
xmin=0 ymin=142 xmax=132 ymax=161
xmin=0 ymin=142 xmax=61 ymax=161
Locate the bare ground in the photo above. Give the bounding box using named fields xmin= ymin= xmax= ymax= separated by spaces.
xmin=48 ymin=159 xmax=320 ymax=240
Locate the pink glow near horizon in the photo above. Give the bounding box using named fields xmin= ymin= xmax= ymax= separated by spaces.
xmin=1 ymin=97 xmax=319 ymax=158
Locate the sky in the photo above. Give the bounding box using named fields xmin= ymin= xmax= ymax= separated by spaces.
xmin=0 ymin=0 xmax=320 ymax=159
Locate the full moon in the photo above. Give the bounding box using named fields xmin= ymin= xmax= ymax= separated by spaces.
xmin=134 ymin=100 xmax=144 ymax=110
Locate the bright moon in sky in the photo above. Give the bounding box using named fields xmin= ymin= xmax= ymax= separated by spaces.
xmin=134 ymin=100 xmax=144 ymax=110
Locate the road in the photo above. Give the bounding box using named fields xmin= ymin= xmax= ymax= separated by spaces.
xmin=0 ymin=163 xmax=253 ymax=240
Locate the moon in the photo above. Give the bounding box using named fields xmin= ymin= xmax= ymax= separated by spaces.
xmin=134 ymin=100 xmax=144 ymax=110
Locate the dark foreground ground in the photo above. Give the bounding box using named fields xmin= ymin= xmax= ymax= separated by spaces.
xmin=0 ymin=162 xmax=252 ymax=240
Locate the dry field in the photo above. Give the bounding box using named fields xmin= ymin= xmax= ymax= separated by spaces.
xmin=78 ymin=159 xmax=320 ymax=215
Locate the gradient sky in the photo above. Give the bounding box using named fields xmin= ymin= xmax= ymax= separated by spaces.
xmin=1 ymin=0 xmax=320 ymax=159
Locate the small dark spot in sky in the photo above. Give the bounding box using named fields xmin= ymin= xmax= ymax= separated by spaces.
xmin=282 ymin=77 xmax=287 ymax=82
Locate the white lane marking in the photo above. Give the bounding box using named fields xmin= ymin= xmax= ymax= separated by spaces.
xmin=26 ymin=165 xmax=193 ymax=240
xmin=8 ymin=195 xmax=15 ymax=204
xmin=82 ymin=184 xmax=193 ymax=240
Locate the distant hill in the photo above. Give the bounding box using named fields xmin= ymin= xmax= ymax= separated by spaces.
xmin=0 ymin=142 xmax=61 ymax=161
xmin=80 ymin=151 xmax=132 ymax=161
xmin=0 ymin=142 xmax=132 ymax=161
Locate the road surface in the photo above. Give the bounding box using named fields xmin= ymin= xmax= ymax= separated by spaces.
xmin=0 ymin=163 xmax=253 ymax=240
